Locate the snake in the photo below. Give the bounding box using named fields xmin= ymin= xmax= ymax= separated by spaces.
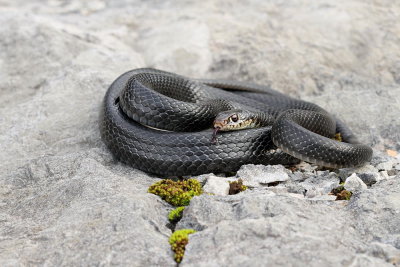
xmin=100 ymin=68 xmax=373 ymax=176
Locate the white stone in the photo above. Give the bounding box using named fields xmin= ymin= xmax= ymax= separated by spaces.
xmin=202 ymin=175 xmax=231 ymax=196
xmin=379 ymin=171 xmax=390 ymax=180
xmin=237 ymin=164 xmax=289 ymax=187
xmin=307 ymin=195 xmax=337 ymax=201
xmin=304 ymin=187 xmax=318 ymax=198
xmin=376 ymin=161 xmax=394 ymax=171
xmin=265 ymin=186 xmax=288 ymax=194
xmin=344 ymin=173 xmax=368 ymax=192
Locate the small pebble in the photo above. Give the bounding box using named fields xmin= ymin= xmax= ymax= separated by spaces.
xmin=237 ymin=164 xmax=289 ymax=187
xmin=379 ymin=171 xmax=390 ymax=180
xmin=357 ymin=172 xmax=380 ymax=186
xmin=202 ymin=175 xmax=231 ymax=195
xmin=376 ymin=161 xmax=394 ymax=171
xmin=344 ymin=173 xmax=367 ymax=192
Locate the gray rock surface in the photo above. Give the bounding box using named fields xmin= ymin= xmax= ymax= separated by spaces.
xmin=1 ymin=0 xmax=400 ymax=266
xmin=179 ymin=179 xmax=400 ymax=266
xmin=178 ymin=179 xmax=400 ymax=266
xmin=357 ymin=172 xmax=380 ymax=186
xmin=299 ymin=171 xmax=340 ymax=197
xmin=237 ymin=164 xmax=290 ymax=186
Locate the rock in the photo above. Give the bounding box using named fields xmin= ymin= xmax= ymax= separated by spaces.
xmin=0 ymin=160 xmax=176 ymax=266
xmin=280 ymin=170 xmax=340 ymax=198
xmin=379 ymin=171 xmax=391 ymax=180
xmin=304 ymin=187 xmax=318 ymax=198
xmin=135 ymin=20 xmax=212 ymax=76
xmin=292 ymin=162 xmax=318 ymax=173
xmin=175 ymin=194 xmax=239 ymax=231
xmin=264 ymin=186 xmax=289 ymax=195
xmin=202 ymin=176 xmax=231 ymax=196
xmin=346 ymin=254 xmax=393 ymax=266
xmin=344 ymin=173 xmax=368 ymax=192
xmin=347 ymin=179 xmax=400 ymax=250
xmin=307 ymin=195 xmax=338 ymax=201
xmin=370 ymin=151 xmax=394 ymax=166
xmin=237 ymin=164 xmax=289 ymax=187
xmin=338 ymin=165 xmax=379 ymax=181
xmin=283 ymin=180 xmax=308 ymax=195
xmin=368 ymin=242 xmax=400 ymax=265
xmin=1 ymin=0 xmax=400 ymax=265
xmin=316 ymin=170 xmax=330 ymax=176
xmin=387 ymin=169 xmax=398 ymax=176
xmin=340 ymin=159 xmax=397 ymax=186
xmin=395 ymin=163 xmax=400 ymax=171
xmin=179 ymin=180 xmax=400 ymax=266
xmin=193 ymin=173 xmax=222 ymax=186
xmin=358 ymin=172 xmax=380 ymax=186
xmin=376 ymin=161 xmax=394 ymax=171
xmin=288 ymin=171 xmax=307 ymax=181
xmin=300 ymin=172 xmax=340 ymax=196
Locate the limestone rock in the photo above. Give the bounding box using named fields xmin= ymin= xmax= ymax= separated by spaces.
xmin=1 ymin=0 xmax=400 ymax=265
xmin=237 ymin=164 xmax=289 ymax=187
xmin=358 ymin=172 xmax=381 ymax=186
xmin=179 ymin=180 xmax=400 ymax=266
xmin=344 ymin=173 xmax=368 ymax=192
xmin=300 ymin=172 xmax=341 ymax=197
xmin=376 ymin=161 xmax=395 ymax=171
xmin=202 ymin=175 xmax=231 ymax=196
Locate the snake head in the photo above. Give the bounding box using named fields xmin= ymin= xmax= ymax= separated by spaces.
xmin=211 ymin=110 xmax=256 ymax=144
xmin=213 ymin=110 xmax=254 ymax=131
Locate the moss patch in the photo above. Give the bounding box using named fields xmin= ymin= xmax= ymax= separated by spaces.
xmin=229 ymin=178 xmax=247 ymax=195
xmin=168 ymin=206 xmax=185 ymax=223
xmin=148 ymin=179 xmax=202 ymax=206
xmin=331 ymin=185 xmax=352 ymax=200
xmin=334 ymin=132 xmax=343 ymax=142
xmin=169 ymin=229 xmax=196 ymax=263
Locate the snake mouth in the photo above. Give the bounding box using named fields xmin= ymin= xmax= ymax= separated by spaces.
xmin=211 ymin=126 xmax=220 ymax=144
xmin=114 ymin=97 xmax=120 ymax=106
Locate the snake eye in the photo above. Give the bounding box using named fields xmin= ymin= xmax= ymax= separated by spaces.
xmin=230 ymin=114 xmax=239 ymax=122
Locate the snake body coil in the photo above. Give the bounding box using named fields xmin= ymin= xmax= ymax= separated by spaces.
xmin=100 ymin=68 xmax=372 ymax=176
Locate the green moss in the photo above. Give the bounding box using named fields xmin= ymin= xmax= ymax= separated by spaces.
xmin=228 ymin=178 xmax=247 ymax=195
xmin=168 ymin=206 xmax=185 ymax=223
xmin=334 ymin=133 xmax=343 ymax=142
xmin=169 ymin=229 xmax=196 ymax=263
xmin=331 ymin=185 xmax=352 ymax=200
xmin=148 ymin=179 xmax=203 ymax=206
xmin=331 ymin=185 xmax=345 ymax=195
xmin=336 ymin=190 xmax=352 ymax=200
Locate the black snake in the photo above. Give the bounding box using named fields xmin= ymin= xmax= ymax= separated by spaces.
xmin=100 ymin=68 xmax=372 ymax=176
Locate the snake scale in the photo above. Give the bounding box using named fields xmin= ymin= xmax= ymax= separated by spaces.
xmin=100 ymin=68 xmax=372 ymax=176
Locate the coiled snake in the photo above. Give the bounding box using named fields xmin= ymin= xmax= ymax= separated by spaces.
xmin=100 ymin=68 xmax=372 ymax=176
